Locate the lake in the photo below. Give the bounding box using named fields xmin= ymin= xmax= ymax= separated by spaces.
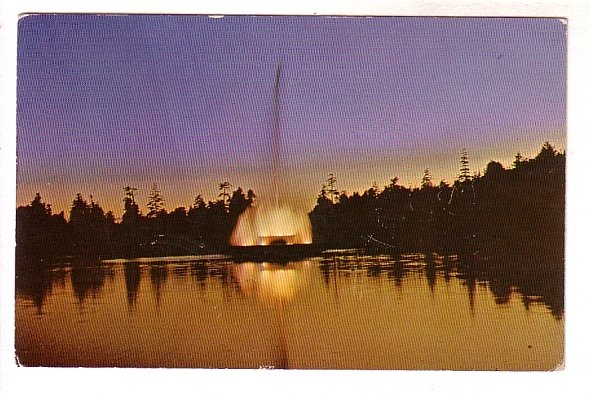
xmin=15 ymin=251 xmax=563 ymax=370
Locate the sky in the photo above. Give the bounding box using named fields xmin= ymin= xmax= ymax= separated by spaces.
xmin=16 ymin=15 xmax=567 ymax=217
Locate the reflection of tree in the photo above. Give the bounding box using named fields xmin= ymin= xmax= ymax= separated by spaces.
xmin=323 ymin=251 xmax=563 ymax=320
xmin=425 ymin=253 xmax=436 ymax=293
xmin=189 ymin=262 xmax=207 ymax=282
xmin=442 ymin=255 xmax=453 ymax=283
xmin=388 ymin=260 xmax=406 ymax=287
xmin=454 ymin=250 xmax=564 ymax=319
xmin=367 ymin=262 xmax=383 ymax=278
xmin=70 ymin=265 xmax=106 ymax=305
xmin=456 ymin=254 xmax=479 ymax=315
xmin=15 ymin=261 xmax=55 ymax=314
xmin=149 ymin=264 xmax=168 ymax=307
xmin=489 ymin=278 xmax=512 ymax=305
xmin=173 ymin=265 xmax=189 ymax=279
xmin=319 ymin=259 xmax=333 ymax=286
xmin=522 ymin=278 xmax=564 ymax=320
xmin=124 ymin=262 xmax=141 ymax=311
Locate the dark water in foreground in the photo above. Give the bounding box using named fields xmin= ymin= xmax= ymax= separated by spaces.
xmin=15 ymin=252 xmax=563 ymax=370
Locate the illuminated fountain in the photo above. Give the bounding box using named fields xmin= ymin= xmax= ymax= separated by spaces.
xmin=230 ymin=203 xmax=312 ymax=246
xmin=229 ymin=64 xmax=316 ymax=260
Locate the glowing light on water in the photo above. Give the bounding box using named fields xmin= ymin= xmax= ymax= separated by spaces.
xmin=229 ymin=203 xmax=312 ymax=246
xmin=232 ymin=262 xmax=311 ymax=304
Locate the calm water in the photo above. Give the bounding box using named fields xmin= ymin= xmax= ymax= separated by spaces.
xmin=15 ymin=252 xmax=563 ymax=370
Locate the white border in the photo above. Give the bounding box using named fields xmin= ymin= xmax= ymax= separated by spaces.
xmin=1 ymin=1 xmax=588 ymax=392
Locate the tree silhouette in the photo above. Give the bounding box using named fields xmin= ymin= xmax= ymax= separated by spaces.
xmin=534 ymin=141 xmax=559 ymax=172
xmin=192 ymin=194 xmax=206 ymax=210
xmin=16 ymin=193 xmax=68 ymax=259
xmin=484 ymin=161 xmax=505 ymax=180
xmin=68 ymin=193 xmax=110 ymax=257
xmin=122 ymin=185 xmax=140 ymax=225
xmin=421 ymin=168 xmax=433 ymax=189
xmin=326 ymin=173 xmax=339 ymax=203
xmin=317 ymin=184 xmax=329 ymax=202
xmin=459 ymin=148 xmax=471 ymax=182
xmin=218 ymin=181 xmax=231 ymax=210
xmin=537 ymin=141 xmax=557 ymax=161
xmin=186 ymin=194 xmax=208 ymax=245
xmin=146 ymin=183 xmax=166 ymax=218
xmin=228 ymin=187 xmax=252 ymax=218
xmin=246 ymin=189 xmax=256 ymax=206
xmin=30 ymin=193 xmax=52 ymax=217
xmin=69 ymin=193 xmax=92 ymax=256
xmin=69 ymin=193 xmax=90 ymax=225
xmin=15 ymin=141 xmax=565 ymax=272
xmin=119 ymin=186 xmax=143 ymax=257
xmin=513 ymin=152 xmax=524 ymax=169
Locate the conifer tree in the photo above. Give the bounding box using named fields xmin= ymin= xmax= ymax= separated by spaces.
xmin=326 ymin=173 xmax=339 ymax=203
xmin=192 ymin=194 xmax=206 ymax=210
xmin=122 ymin=185 xmax=140 ymax=224
xmin=421 ymin=168 xmax=433 ymax=188
xmin=218 ymin=181 xmax=231 ymax=210
xmin=513 ymin=152 xmax=524 ymax=169
xmin=459 ymin=148 xmax=471 ymax=182
xmin=146 ymin=183 xmax=165 ymax=218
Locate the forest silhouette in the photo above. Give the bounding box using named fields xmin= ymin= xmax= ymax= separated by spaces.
xmin=16 ymin=142 xmax=565 ymax=265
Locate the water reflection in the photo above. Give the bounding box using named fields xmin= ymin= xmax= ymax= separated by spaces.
xmin=232 ymin=262 xmax=311 ymax=369
xmin=124 ymin=262 xmax=141 ymax=311
xmin=71 ymin=265 xmax=107 ymax=305
xmin=15 ymin=250 xmax=564 ymax=321
xmin=149 ymin=264 xmax=168 ymax=307
xmin=425 ymin=253 xmax=436 ymax=293
xmin=316 ymin=251 xmax=564 ymax=319
xmin=15 ymin=251 xmax=564 ymax=369
xmin=15 ymin=264 xmax=56 ymax=314
xmin=232 ymin=262 xmax=311 ymax=305
xmin=389 ymin=259 xmax=405 ymax=287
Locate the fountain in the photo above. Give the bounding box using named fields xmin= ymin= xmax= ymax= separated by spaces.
xmin=229 ymin=64 xmax=319 ymax=261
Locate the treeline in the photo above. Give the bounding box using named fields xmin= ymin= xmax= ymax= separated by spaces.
xmin=16 ymin=183 xmax=256 ymax=260
xmin=310 ymin=142 xmax=565 ymax=257
xmin=16 ymin=142 xmax=565 ymax=261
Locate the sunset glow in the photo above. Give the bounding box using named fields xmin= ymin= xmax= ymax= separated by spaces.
xmin=13 ymin=14 xmax=567 ymax=373
xmin=16 ymin=15 xmax=566 ymax=217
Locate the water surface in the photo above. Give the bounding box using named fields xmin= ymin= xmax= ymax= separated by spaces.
xmin=15 ymin=252 xmax=563 ymax=370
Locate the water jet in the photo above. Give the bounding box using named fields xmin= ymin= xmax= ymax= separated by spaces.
xmin=228 ymin=63 xmax=320 ymax=261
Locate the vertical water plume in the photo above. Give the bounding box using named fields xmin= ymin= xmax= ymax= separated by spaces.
xmin=272 ymin=63 xmax=282 ymax=207
xmin=230 ymin=63 xmax=313 ymax=247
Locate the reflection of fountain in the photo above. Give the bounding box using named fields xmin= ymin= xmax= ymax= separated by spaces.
xmin=229 ymin=64 xmax=316 ymax=258
xmin=233 ymin=262 xmax=310 ymax=304
xmin=232 ymin=262 xmax=311 ymax=369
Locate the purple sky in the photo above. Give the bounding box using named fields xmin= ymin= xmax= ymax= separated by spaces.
xmin=16 ymin=15 xmax=566 ymax=217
